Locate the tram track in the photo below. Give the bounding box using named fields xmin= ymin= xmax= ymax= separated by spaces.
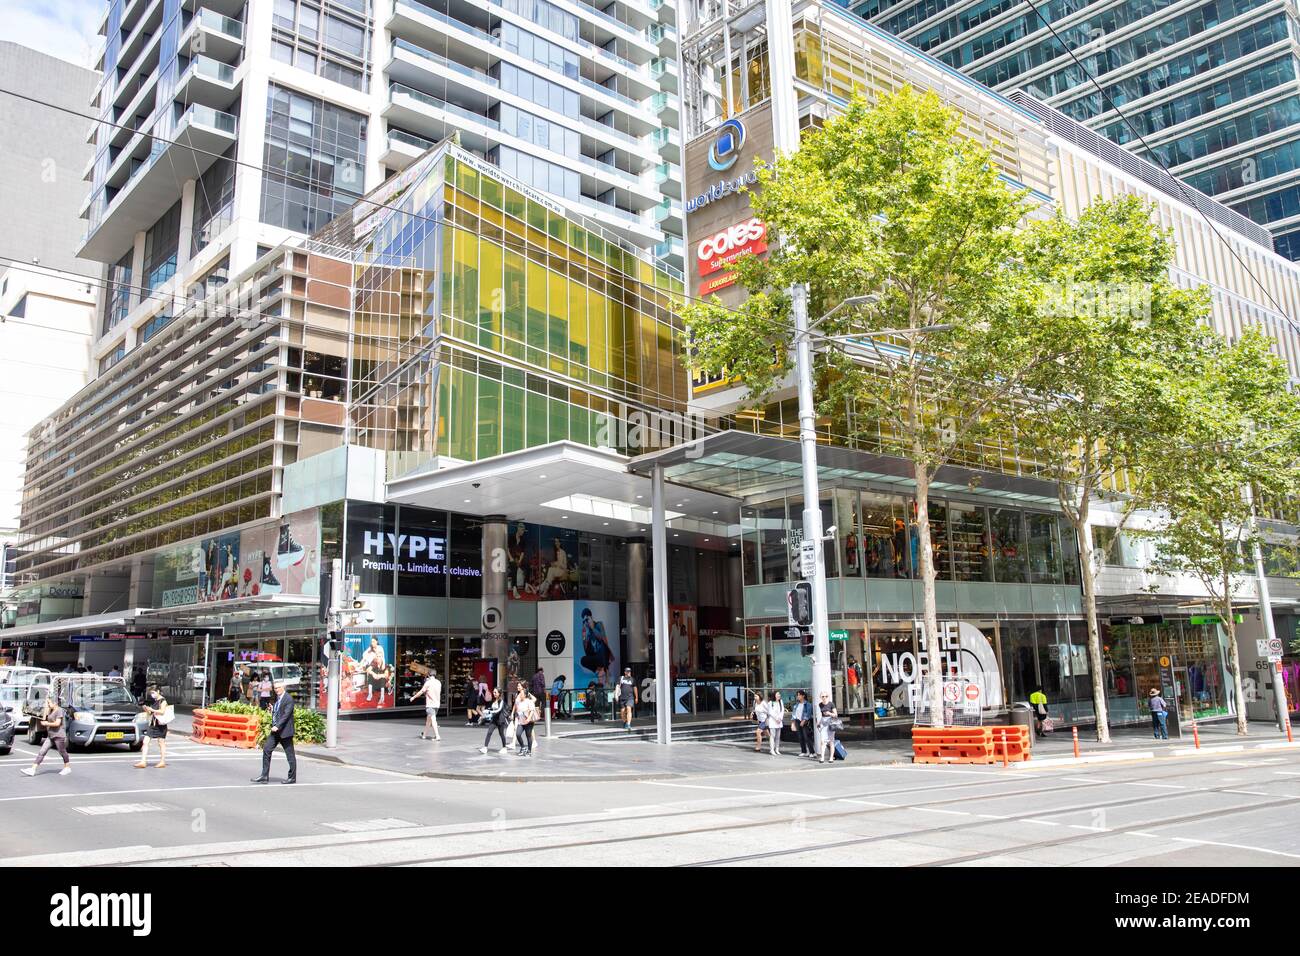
xmin=107 ymin=752 xmax=1300 ymax=867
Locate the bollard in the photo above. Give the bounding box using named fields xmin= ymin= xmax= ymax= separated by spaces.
xmin=1072 ymin=725 xmax=1079 ymax=759
xmin=545 ymin=693 xmax=553 ymax=739
xmin=1288 ymin=716 xmax=1294 ymax=744
xmin=1191 ymin=719 xmax=1200 ymax=749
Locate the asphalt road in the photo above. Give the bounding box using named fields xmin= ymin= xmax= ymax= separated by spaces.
xmin=2 ymin=736 xmax=1299 ymax=866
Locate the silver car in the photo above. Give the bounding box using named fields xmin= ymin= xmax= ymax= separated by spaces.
xmin=25 ymin=676 xmax=145 ymax=750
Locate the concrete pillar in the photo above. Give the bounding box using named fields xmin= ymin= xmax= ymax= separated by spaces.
xmin=626 ymin=538 xmax=648 ymax=663
xmin=481 ymin=514 xmax=509 ymax=691
xmin=727 ymin=552 xmax=744 ymax=634
xmin=127 ymin=230 xmax=147 ymax=310
xmin=83 ymin=572 xmax=131 ymax=615
xmin=652 ymin=467 xmax=672 ymax=744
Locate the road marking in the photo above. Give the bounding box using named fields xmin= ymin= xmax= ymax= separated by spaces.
xmin=322 ymin=818 xmax=418 ymax=833
xmin=1126 ymin=782 xmax=1186 ymax=790
xmin=1025 ymin=819 xmax=1061 ymax=826
xmin=911 ymin=807 xmax=968 ymax=816
xmin=73 ymin=802 xmax=170 ymax=816
xmin=1273 ymin=771 xmax=1300 ymax=776
xmin=1168 ymin=836 xmax=1300 ymax=860
xmin=974 ymin=813 xmax=1010 ymax=819
xmin=644 ymin=782 xmax=823 ymax=799
xmin=1222 ymin=790 xmax=1269 ymax=796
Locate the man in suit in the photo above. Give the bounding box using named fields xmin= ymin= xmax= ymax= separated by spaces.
xmin=252 ymin=682 xmax=297 ymax=784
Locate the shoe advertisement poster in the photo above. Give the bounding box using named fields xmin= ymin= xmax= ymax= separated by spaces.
xmin=153 ymin=509 xmax=321 ymax=608
xmin=317 ymin=634 xmax=395 ymax=712
xmin=507 ymin=523 xmax=580 ymax=601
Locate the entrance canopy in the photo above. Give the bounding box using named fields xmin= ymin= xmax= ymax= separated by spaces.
xmin=627 ymin=430 xmax=1064 ymax=507
xmin=386 ymin=441 xmax=737 ymax=546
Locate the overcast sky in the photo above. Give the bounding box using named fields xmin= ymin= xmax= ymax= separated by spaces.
xmin=11 ymin=0 xmax=103 ymax=70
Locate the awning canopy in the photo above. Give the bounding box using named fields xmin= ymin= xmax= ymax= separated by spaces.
xmin=385 ymin=440 xmax=738 ymax=547
xmin=628 ymin=430 xmax=1064 ymax=507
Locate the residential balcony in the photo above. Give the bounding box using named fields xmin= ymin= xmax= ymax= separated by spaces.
xmin=79 ymin=104 xmax=237 ymax=262
xmin=383 ymin=128 xmax=439 ymax=171
xmin=175 ymin=54 xmax=241 ymax=109
xmin=179 ymin=7 xmax=244 ymax=65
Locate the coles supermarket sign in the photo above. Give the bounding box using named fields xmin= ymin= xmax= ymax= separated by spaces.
xmin=696 ymin=218 xmax=768 ymax=295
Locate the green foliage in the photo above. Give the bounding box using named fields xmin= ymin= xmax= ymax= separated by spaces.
xmin=203 ymin=699 xmax=325 ymax=744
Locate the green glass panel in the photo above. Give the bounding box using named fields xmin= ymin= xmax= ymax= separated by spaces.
xmin=526 ymin=257 xmax=547 ymax=349
xmin=477 ymin=377 xmax=501 ymax=460
xmin=504 ymin=186 xmax=526 ymax=221
xmin=527 ymin=199 xmax=547 ymax=234
xmin=568 ymin=278 xmax=588 ymax=373
xmin=449 ymin=367 xmax=477 ymax=461
xmin=502 ymin=384 xmax=525 ymax=454
xmin=455 ymin=160 xmax=479 ymax=199
xmin=478 ymin=238 xmax=503 ymax=351
xmin=526 ymin=389 xmax=547 ymax=448
xmin=569 ymin=403 xmax=589 ymax=447
xmin=548 ymin=270 xmax=567 ymax=374
xmin=549 ymin=398 xmax=568 ymax=444
xmin=436 ymin=368 xmax=451 ymax=457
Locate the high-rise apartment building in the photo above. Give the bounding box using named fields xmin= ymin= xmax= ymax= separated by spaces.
xmin=80 ymin=0 xmax=683 ymax=378
xmin=837 ymin=0 xmax=1300 ymax=261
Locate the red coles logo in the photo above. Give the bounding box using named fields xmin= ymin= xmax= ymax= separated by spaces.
xmin=696 ymin=218 xmax=768 ymax=277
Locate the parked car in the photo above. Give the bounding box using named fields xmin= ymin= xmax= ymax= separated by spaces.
xmin=0 ymin=684 xmax=31 ymax=731
xmin=244 ymin=662 xmax=302 ymax=688
xmin=188 ymin=666 xmax=207 ymax=690
xmin=0 ymin=666 xmax=51 ymax=687
xmin=0 ymin=704 xmax=14 ymax=756
xmin=24 ymin=675 xmax=145 ymax=750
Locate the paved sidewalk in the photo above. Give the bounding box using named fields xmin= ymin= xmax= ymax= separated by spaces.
xmin=171 ymin=709 xmax=1297 ymax=782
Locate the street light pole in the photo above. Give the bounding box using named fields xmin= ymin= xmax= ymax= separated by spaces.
xmin=792 ymin=284 xmax=833 ymax=724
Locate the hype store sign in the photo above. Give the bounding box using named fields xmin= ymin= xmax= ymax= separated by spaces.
xmin=696 ymin=217 xmax=768 ymax=295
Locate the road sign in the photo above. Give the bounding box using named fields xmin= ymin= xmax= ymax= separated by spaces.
xmin=829 ymin=629 xmax=848 ymax=642
xmin=1268 ymin=636 xmax=1284 ymax=663
xmin=799 ymin=540 xmax=816 ymax=579
xmin=943 ymin=682 xmax=960 ymax=704
xmin=962 ymin=682 xmax=981 ymax=715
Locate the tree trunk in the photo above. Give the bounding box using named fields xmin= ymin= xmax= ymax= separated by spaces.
xmin=1075 ymin=512 xmax=1111 ymax=743
xmin=1223 ymin=571 xmax=1248 ymax=736
xmin=914 ymin=461 xmax=944 ymax=728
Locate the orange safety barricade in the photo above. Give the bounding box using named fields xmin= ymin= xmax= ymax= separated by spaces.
xmin=988 ymin=725 xmax=1031 ymax=763
xmin=191 ymin=709 xmax=261 ymax=749
xmin=911 ymin=726 xmax=993 ymax=764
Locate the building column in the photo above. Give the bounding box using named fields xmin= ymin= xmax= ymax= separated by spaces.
xmin=727 ymin=552 xmax=744 ymax=635
xmin=176 ymin=177 xmax=198 ymax=280
xmin=651 ymin=467 xmax=672 ymax=744
xmin=626 ymin=538 xmax=648 ymax=664
xmin=481 ymin=514 xmax=509 ymax=691
xmin=126 ymin=230 xmax=147 ymax=310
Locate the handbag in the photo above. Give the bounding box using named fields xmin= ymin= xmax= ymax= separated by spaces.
xmin=829 ymin=717 xmax=845 ymax=732
xmin=156 ymin=704 xmax=176 ymax=726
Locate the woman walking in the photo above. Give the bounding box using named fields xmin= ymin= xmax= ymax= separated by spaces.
xmin=514 ymin=682 xmax=536 ymax=756
xmin=751 ymin=691 xmax=768 ymax=753
xmin=464 ymin=676 xmax=481 ymax=725
xmin=818 ymin=691 xmax=841 ymax=764
xmin=21 ymin=696 xmax=71 ymax=777
xmin=766 ymin=691 xmax=785 ymax=756
xmin=477 ymin=687 xmax=509 ymax=754
xmin=136 ymin=684 xmax=170 ymax=769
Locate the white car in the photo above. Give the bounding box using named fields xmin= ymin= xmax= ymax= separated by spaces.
xmin=0 ymin=666 xmax=50 ymax=687
xmin=188 ymin=666 xmax=207 ymax=689
xmin=0 ymin=683 xmax=29 ymax=731
xmin=238 ymin=662 xmax=302 ymax=688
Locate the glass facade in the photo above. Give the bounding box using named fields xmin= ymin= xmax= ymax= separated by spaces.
xmin=272 ymin=0 xmax=372 ymax=91
xmin=259 ymin=84 xmax=368 ymax=234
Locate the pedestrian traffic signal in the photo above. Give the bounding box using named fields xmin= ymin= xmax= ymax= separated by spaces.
xmin=788 ymin=582 xmax=812 ymax=626
xmin=800 ymin=629 xmax=814 ymax=657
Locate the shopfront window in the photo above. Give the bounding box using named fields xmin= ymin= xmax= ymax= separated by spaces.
xmin=397 ymin=635 xmax=447 ymax=707
xmin=926 ymin=500 xmax=950 ymax=580
xmin=1001 ymin=621 xmax=1038 ymax=705
xmin=1027 ymin=512 xmax=1063 ymax=584
xmin=837 ymin=491 xmax=863 ymax=577
xmin=869 ymin=624 xmax=917 ymax=719
xmin=950 ymin=501 xmax=992 ymax=582
xmin=1181 ymin=621 xmax=1232 ymax=720
xmin=1101 ymin=624 xmax=1138 ymax=724
xmin=757 ymin=501 xmax=790 ymax=584
xmin=990 ymin=508 xmax=1027 ymax=583
xmin=860 ymin=491 xmax=910 ymax=579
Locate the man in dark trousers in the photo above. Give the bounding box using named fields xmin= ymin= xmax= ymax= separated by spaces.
xmin=252 ymin=682 xmax=297 ymax=784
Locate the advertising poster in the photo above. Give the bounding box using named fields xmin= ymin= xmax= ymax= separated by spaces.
xmin=318 ymin=634 xmax=395 ymax=712
xmin=507 ymin=523 xmax=579 ymax=601
xmin=668 ymin=605 xmax=697 ymax=678
xmin=537 ymin=600 xmax=573 ymax=702
xmin=156 ymin=509 xmax=321 ymax=608
xmin=574 ymin=599 xmax=619 ymax=689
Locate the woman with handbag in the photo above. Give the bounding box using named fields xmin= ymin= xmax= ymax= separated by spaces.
xmin=818 ymin=692 xmax=842 ymax=764
xmin=751 ymin=691 xmax=768 ymax=753
xmin=136 ymin=684 xmax=172 ymax=769
xmin=477 ymin=687 xmax=510 ymax=754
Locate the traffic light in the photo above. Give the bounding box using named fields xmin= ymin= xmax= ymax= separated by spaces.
xmin=317 ymin=562 xmax=333 ymax=624
xmin=349 ymin=574 xmax=364 ymax=610
xmin=800 ymin=629 xmax=814 ymax=658
xmin=788 ymin=582 xmax=812 ymax=626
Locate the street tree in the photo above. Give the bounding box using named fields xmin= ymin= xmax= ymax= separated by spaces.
xmin=681 ymin=87 xmax=1058 ymax=725
xmin=1144 ymin=330 xmax=1300 ymax=735
xmin=1015 ymin=196 xmax=1213 ymax=742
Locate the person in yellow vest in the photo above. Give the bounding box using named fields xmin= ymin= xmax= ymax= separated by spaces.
xmin=1029 ymin=689 xmax=1049 ymax=738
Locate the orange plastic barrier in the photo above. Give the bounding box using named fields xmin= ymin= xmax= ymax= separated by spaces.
xmin=989 ymin=725 xmax=1030 ymax=763
xmin=911 ymin=726 xmax=993 ymax=764
xmin=191 ymin=708 xmax=261 ymax=749
xmin=912 ymin=725 xmax=1032 ymax=764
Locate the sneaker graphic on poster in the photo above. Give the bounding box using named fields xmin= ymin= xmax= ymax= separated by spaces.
xmin=277 ymin=523 xmax=305 ymax=568
xmin=260 ymin=557 xmax=283 ymax=595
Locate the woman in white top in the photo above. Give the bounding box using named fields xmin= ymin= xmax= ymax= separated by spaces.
xmin=751 ymin=691 xmax=768 ymax=753
xmin=766 ymin=691 xmax=785 ymax=756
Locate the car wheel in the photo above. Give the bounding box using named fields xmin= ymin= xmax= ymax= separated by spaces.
xmin=0 ymin=746 xmax=10 ymax=756
xmin=128 ymin=740 xmax=143 ymax=752
xmin=25 ymin=724 xmax=41 ymax=746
